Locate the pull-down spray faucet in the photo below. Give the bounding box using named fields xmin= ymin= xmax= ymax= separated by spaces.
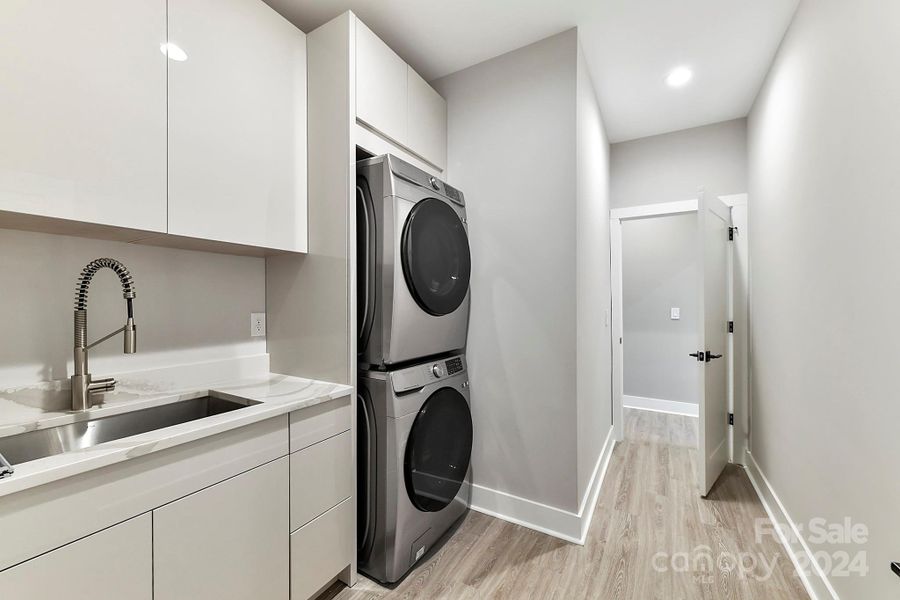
xmin=71 ymin=258 xmax=137 ymax=411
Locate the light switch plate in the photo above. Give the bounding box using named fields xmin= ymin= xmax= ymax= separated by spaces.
xmin=251 ymin=313 xmax=266 ymax=337
xmin=670 ymin=307 xmax=680 ymax=320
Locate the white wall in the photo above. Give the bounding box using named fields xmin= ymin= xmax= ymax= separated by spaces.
xmin=610 ymin=118 xmax=747 ymax=208
xmin=748 ymin=0 xmax=900 ymax=597
xmin=575 ymin=42 xmax=613 ymax=504
xmin=0 ymin=229 xmax=266 ymax=388
xmin=622 ymin=214 xmax=699 ymax=405
xmin=435 ymin=29 xmax=612 ymax=517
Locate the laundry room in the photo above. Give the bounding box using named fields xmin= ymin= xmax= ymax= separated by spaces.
xmin=0 ymin=1 xmax=895 ymax=599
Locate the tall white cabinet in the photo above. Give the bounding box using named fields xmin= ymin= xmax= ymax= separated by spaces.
xmin=167 ymin=0 xmax=308 ymax=252
xmin=0 ymin=0 xmax=167 ymax=232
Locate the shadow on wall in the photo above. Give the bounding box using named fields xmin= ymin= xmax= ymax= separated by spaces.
xmin=0 ymin=228 xmax=266 ymax=387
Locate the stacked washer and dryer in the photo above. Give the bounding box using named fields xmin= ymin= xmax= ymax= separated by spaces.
xmin=356 ymin=155 xmax=473 ymax=583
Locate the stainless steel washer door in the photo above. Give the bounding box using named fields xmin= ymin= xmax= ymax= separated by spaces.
xmin=403 ymin=387 xmax=473 ymax=512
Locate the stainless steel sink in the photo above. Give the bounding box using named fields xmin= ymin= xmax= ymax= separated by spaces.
xmin=0 ymin=395 xmax=259 ymax=467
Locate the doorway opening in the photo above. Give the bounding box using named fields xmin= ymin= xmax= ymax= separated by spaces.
xmin=610 ymin=193 xmax=749 ymax=495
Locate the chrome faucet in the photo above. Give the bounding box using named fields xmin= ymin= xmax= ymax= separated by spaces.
xmin=71 ymin=258 xmax=137 ymax=411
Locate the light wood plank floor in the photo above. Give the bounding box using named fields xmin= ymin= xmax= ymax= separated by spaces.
xmin=325 ymin=408 xmax=809 ymax=600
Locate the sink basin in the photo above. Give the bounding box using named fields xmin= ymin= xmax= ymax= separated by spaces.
xmin=0 ymin=395 xmax=259 ymax=466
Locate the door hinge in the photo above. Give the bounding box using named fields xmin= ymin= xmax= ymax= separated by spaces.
xmin=728 ymin=227 xmax=736 ymax=241
xmin=728 ymin=413 xmax=734 ymax=426
xmin=728 ymin=321 xmax=734 ymax=333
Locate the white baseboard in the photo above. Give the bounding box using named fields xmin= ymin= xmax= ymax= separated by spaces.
xmin=744 ymin=452 xmax=840 ymax=600
xmin=469 ymin=427 xmax=616 ymax=545
xmin=623 ymin=395 xmax=699 ymax=417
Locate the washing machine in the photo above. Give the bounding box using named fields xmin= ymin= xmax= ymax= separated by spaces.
xmin=357 ymin=353 xmax=473 ymax=583
xmin=357 ymin=155 xmax=471 ymax=369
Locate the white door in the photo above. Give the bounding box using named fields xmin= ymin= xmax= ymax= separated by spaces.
xmin=696 ymin=189 xmax=732 ymax=496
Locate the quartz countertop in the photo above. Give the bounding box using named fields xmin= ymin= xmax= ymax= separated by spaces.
xmin=0 ymin=368 xmax=353 ymax=498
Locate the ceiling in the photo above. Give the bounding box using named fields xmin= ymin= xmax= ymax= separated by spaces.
xmin=265 ymin=0 xmax=799 ymax=142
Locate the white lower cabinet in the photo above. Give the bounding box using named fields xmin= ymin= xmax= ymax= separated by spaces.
xmin=291 ymin=499 xmax=353 ymax=600
xmin=153 ymin=457 xmax=290 ymax=600
xmin=0 ymin=514 xmax=152 ymax=600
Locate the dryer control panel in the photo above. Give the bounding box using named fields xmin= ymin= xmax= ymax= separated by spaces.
xmin=392 ymin=354 xmax=467 ymax=393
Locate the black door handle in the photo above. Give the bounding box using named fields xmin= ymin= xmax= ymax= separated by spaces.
xmin=689 ymin=351 xmax=703 ymax=362
xmin=705 ymin=351 xmax=723 ymax=362
xmin=891 ymin=561 xmax=900 ymax=578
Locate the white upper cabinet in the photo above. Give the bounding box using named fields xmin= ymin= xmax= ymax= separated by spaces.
xmin=167 ymin=0 xmax=307 ymax=252
xmin=406 ymin=67 xmax=448 ymax=171
xmin=355 ymin=20 xmax=408 ymax=145
xmin=353 ymin=17 xmax=447 ymax=171
xmin=0 ymin=0 xmax=167 ymax=232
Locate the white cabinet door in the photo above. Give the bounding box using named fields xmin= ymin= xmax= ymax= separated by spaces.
xmin=0 ymin=0 xmax=167 ymax=232
xmin=154 ymin=457 xmax=290 ymax=600
xmin=167 ymin=0 xmax=307 ymax=252
xmin=290 ymin=430 xmax=353 ymax=531
xmin=355 ymin=20 xmax=408 ymax=145
xmin=407 ymin=67 xmax=447 ymax=170
xmin=290 ymin=499 xmax=353 ymax=600
xmin=0 ymin=514 xmax=152 ymax=600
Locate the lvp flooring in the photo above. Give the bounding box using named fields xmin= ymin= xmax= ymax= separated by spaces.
xmin=325 ymin=408 xmax=809 ymax=600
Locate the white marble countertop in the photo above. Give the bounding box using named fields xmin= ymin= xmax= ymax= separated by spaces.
xmin=0 ymin=363 xmax=353 ymax=498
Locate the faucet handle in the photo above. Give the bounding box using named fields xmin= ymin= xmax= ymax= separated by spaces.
xmin=89 ymin=377 xmax=116 ymax=394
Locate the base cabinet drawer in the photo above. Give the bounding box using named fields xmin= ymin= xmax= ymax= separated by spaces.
xmin=153 ymin=457 xmax=289 ymax=600
xmin=289 ymin=395 xmax=351 ymax=452
xmin=0 ymin=514 xmax=152 ymax=600
xmin=290 ymin=430 xmax=352 ymax=531
xmin=290 ymin=499 xmax=352 ymax=600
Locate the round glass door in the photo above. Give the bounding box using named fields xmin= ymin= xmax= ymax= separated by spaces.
xmin=401 ymin=199 xmax=471 ymax=316
xmin=404 ymin=388 xmax=473 ymax=512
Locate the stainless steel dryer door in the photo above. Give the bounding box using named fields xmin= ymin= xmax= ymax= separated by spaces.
xmin=386 ymin=195 xmax=471 ymax=365
xmin=401 ymin=198 xmax=471 ymax=316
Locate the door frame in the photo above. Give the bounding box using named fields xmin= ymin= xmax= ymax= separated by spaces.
xmin=609 ymin=197 xmax=747 ymax=464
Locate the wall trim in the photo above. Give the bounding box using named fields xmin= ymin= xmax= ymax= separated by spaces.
xmin=623 ymin=394 xmax=699 ymax=417
xmin=744 ymin=451 xmax=840 ymax=600
xmin=469 ymin=427 xmax=616 ymax=545
xmin=610 ymin=198 xmax=698 ymax=220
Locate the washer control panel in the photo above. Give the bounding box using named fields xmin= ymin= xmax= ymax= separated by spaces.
xmin=392 ymin=354 xmax=467 ymax=393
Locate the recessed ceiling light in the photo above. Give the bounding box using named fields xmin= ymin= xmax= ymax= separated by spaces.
xmin=666 ymin=66 xmax=693 ymax=88
xmin=160 ymin=42 xmax=188 ymax=62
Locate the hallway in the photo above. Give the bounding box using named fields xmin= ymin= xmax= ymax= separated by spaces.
xmin=329 ymin=408 xmax=809 ymax=600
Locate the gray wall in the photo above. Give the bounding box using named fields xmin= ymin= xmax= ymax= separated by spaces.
xmin=0 ymin=228 xmax=266 ymax=387
xmin=622 ymin=214 xmax=699 ymax=404
xmin=435 ymin=28 xmax=612 ymax=513
xmin=611 ymin=118 xmax=747 ymax=208
xmin=575 ymin=42 xmax=613 ymax=502
xmin=748 ymin=0 xmax=899 ymax=597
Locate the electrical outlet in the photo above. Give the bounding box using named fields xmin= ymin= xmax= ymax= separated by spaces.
xmin=250 ymin=313 xmax=266 ymax=337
